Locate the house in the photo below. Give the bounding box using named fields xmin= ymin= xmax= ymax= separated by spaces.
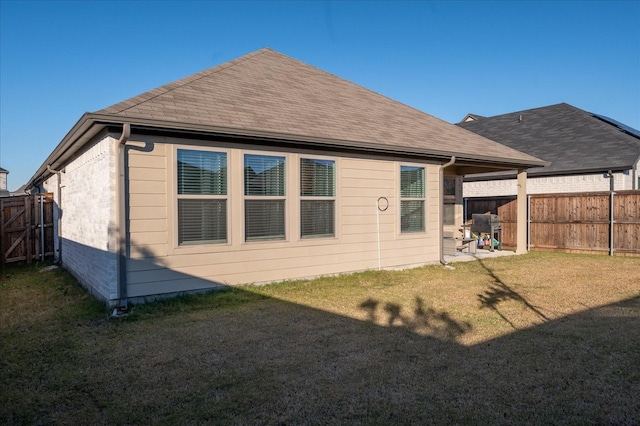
xmin=26 ymin=48 xmax=545 ymax=307
xmin=457 ymin=103 xmax=640 ymax=197
xmin=0 ymin=167 xmax=9 ymax=197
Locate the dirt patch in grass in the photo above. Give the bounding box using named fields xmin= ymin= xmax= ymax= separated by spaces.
xmin=1 ymin=253 xmax=639 ymax=424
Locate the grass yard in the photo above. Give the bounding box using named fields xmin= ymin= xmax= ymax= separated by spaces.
xmin=1 ymin=252 xmax=639 ymax=424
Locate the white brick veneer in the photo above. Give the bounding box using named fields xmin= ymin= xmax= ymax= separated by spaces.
xmin=464 ymin=171 xmax=636 ymax=197
xmin=43 ymin=135 xmax=118 ymax=303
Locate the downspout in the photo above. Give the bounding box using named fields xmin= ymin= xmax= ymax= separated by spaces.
xmin=115 ymin=123 xmax=131 ymax=313
xmin=47 ymin=165 xmax=63 ymax=263
xmin=440 ymin=156 xmax=456 ymax=265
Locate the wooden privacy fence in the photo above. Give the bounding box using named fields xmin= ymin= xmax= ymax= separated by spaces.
xmin=465 ymin=191 xmax=640 ymax=256
xmin=0 ymin=193 xmax=55 ymax=267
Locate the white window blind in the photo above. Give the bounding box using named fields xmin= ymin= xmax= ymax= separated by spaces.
xmin=177 ymin=149 xmax=227 ymax=244
xmin=400 ymin=166 xmax=425 ymax=233
xmin=244 ymin=154 xmax=286 ymax=241
xmin=300 ymin=158 xmax=335 ymax=238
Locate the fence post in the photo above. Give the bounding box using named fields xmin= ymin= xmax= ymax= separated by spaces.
xmin=609 ymin=191 xmax=615 ymax=256
xmin=40 ymin=194 xmax=45 ymax=262
xmin=527 ymin=195 xmax=531 ymax=251
xmin=0 ymin=198 xmax=4 ymax=269
xmin=25 ymin=196 xmax=32 ymax=263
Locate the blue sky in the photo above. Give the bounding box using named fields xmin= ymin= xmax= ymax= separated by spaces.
xmin=1 ymin=1 xmax=639 ymax=191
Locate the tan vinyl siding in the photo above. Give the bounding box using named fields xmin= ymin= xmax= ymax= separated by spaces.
xmin=128 ymin=142 xmax=168 ymax=260
xmin=125 ymin=137 xmax=441 ymax=299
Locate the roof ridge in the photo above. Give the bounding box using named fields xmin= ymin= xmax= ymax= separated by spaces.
xmin=480 ymin=102 xmax=574 ymax=120
xmin=101 ymin=48 xmax=273 ymax=114
xmin=258 ymin=49 xmax=463 ymax=130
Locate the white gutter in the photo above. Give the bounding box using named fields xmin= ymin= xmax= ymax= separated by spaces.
xmin=440 ymin=156 xmax=456 ymax=265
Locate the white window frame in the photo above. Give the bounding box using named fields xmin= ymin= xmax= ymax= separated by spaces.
xmin=243 ymin=152 xmax=287 ymax=242
xmin=399 ymin=164 xmax=426 ymax=234
xmin=175 ymin=147 xmax=229 ymax=246
xmin=300 ymin=157 xmax=336 ymax=239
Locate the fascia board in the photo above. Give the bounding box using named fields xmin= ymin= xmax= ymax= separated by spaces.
xmin=26 ymin=114 xmax=106 ymax=188
xmin=27 ymin=112 xmax=549 ymax=190
xmin=88 ymin=113 xmax=549 ymax=169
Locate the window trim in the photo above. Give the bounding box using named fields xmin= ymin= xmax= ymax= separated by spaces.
xmin=399 ymin=164 xmax=426 ymax=234
xmin=175 ymin=146 xmax=230 ymax=246
xmin=243 ymin=152 xmax=287 ymax=242
xmin=300 ymin=156 xmax=336 ymax=239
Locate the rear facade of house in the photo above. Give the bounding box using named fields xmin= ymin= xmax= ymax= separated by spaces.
xmin=40 ymin=133 xmax=447 ymax=303
xmin=31 ymin=49 xmax=544 ymax=306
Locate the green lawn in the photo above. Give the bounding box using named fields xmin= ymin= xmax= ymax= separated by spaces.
xmin=1 ymin=252 xmax=639 ymax=424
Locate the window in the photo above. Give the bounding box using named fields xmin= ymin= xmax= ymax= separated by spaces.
xmin=443 ymin=177 xmax=456 ymax=226
xmin=177 ymin=149 xmax=227 ymax=244
xmin=244 ymin=154 xmax=286 ymax=241
xmin=400 ymin=165 xmax=425 ymax=233
xmin=300 ymin=158 xmax=335 ymax=238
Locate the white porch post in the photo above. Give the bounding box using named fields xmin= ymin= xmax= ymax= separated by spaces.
xmin=516 ymin=169 xmax=528 ymax=254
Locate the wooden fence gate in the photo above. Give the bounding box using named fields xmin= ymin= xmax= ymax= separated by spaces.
xmin=465 ymin=191 xmax=640 ymax=256
xmin=0 ymin=193 xmax=55 ymax=267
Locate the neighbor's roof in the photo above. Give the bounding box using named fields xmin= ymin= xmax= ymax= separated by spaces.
xmin=457 ymin=103 xmax=640 ymax=180
xmin=28 ymin=48 xmax=544 ymax=187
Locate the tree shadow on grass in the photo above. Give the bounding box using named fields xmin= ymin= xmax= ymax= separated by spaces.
xmin=476 ymin=258 xmax=549 ymax=329
xmin=359 ymin=296 xmax=472 ymax=340
xmin=3 ymin=246 xmax=639 ymax=425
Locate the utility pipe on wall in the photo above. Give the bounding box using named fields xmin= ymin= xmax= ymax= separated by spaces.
xmin=116 ymin=123 xmax=131 ymax=312
xmin=439 ymin=156 xmax=456 ymax=265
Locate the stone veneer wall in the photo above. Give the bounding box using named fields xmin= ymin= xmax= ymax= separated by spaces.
xmin=43 ymin=135 xmax=119 ymax=304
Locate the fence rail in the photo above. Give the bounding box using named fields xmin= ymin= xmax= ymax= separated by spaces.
xmin=465 ymin=191 xmax=640 ymax=256
xmin=0 ymin=193 xmax=55 ymax=267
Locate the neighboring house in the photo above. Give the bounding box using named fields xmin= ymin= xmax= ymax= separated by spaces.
xmin=10 ymin=184 xmax=28 ymax=197
xmin=26 ymin=48 xmax=544 ymax=307
xmin=457 ymin=103 xmax=640 ymax=197
xmin=0 ymin=167 xmax=9 ymax=197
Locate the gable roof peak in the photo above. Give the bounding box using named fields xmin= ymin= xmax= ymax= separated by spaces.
xmin=87 ymin=48 xmax=546 ymax=168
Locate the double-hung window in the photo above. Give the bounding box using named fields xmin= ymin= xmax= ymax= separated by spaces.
xmin=177 ymin=149 xmax=227 ymax=245
xmin=244 ymin=154 xmax=286 ymax=241
xmin=400 ymin=165 xmax=425 ymax=233
xmin=300 ymin=158 xmax=335 ymax=238
xmin=443 ymin=177 xmax=456 ymax=226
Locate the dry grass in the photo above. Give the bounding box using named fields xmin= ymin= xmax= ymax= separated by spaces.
xmin=1 ymin=252 xmax=639 ymax=424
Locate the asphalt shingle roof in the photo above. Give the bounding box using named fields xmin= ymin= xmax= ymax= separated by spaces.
xmin=457 ymin=103 xmax=640 ymax=177
xmin=96 ymin=48 xmax=544 ymax=167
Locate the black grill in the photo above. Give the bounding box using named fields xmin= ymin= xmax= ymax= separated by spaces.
xmin=471 ymin=214 xmax=502 ymax=251
xmin=470 ymin=214 xmax=501 ymax=233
